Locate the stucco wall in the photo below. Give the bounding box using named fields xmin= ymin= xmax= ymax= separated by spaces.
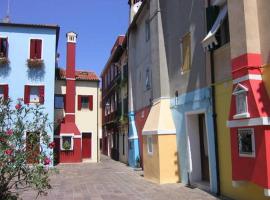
xmin=160 ymin=0 xmax=209 ymax=96
xmin=0 ymin=25 xmax=57 ymax=158
xmin=128 ymin=6 xmax=152 ymax=111
xmin=158 ymin=134 xmax=179 ymax=184
xmin=215 ymin=81 xmax=267 ymax=200
xmin=55 ymin=80 xmax=99 ymax=162
xmin=143 ymin=135 xmax=160 ymax=183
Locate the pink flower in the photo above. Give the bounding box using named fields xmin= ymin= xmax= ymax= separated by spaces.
xmin=44 ymin=157 xmax=51 ymax=165
xmin=48 ymin=142 xmax=55 ymax=149
xmin=4 ymin=149 xmax=13 ymax=156
xmin=5 ymin=129 xmax=13 ymax=136
xmin=15 ymin=104 xmax=22 ymax=110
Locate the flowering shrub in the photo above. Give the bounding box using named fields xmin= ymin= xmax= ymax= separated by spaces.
xmin=0 ymin=98 xmax=56 ymax=199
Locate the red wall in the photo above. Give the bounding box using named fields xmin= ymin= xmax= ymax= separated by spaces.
xmin=59 ymin=139 xmax=82 ymax=163
xmin=135 ymin=106 xmax=151 ymax=166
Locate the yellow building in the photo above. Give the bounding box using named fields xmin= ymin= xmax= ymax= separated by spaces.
xmin=142 ymin=99 xmax=179 ymax=184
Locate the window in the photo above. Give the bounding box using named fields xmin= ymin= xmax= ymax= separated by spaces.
xmin=145 ymin=69 xmax=151 ymax=90
xmin=26 ymin=132 xmax=40 ymax=164
xmin=181 ymin=33 xmax=191 ymax=73
xmin=30 ymin=39 xmax=42 ymax=59
xmin=78 ymin=95 xmax=93 ymax=110
xmin=0 ymin=84 xmax=8 ymax=101
xmin=55 ymin=94 xmax=65 ymax=109
xmin=145 ymin=20 xmax=150 ymax=41
xmin=232 ymin=84 xmax=249 ymax=119
xmin=60 ymin=135 xmax=74 ymax=151
xmin=238 ymin=128 xmax=255 ymax=157
xmin=24 ymin=85 xmax=44 ymax=104
xmin=0 ymin=37 xmax=8 ymax=58
xmin=203 ymin=4 xmax=229 ymax=50
xmin=147 ymin=135 xmax=153 ymax=155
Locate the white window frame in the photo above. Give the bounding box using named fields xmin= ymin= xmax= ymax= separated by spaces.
xmin=29 ymin=85 xmax=40 ymax=103
xmin=232 ymin=84 xmax=250 ymax=119
xmin=60 ymin=134 xmax=74 ymax=151
xmin=147 ymin=135 xmax=153 ymax=155
xmin=238 ymin=128 xmax=255 ymax=158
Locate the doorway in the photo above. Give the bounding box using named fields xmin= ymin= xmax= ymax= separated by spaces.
xmin=186 ymin=112 xmax=210 ymax=186
xmin=26 ymin=132 xmax=40 ymax=164
xmin=82 ymin=133 xmax=92 ymax=159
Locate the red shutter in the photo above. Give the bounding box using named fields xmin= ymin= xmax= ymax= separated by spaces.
xmin=30 ymin=40 xmax=35 ymax=59
xmin=39 ymin=86 xmax=45 ymax=104
xmin=5 ymin=38 xmax=8 ymax=58
xmin=89 ymin=95 xmax=93 ymax=111
xmin=63 ymin=95 xmax=66 ymax=111
xmin=24 ymin=85 xmax=30 ymax=104
xmin=3 ymin=85 xmax=8 ymax=101
xmin=78 ymin=95 xmax=82 ymax=110
xmin=36 ymin=40 xmax=42 ymax=59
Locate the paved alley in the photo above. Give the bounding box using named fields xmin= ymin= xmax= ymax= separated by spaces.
xmin=21 ymin=156 xmax=219 ymax=200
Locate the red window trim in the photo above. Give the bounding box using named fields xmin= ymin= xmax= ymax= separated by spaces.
xmin=0 ymin=84 xmax=9 ymax=101
xmin=30 ymin=39 xmax=42 ymax=59
xmin=24 ymin=85 xmax=45 ymax=104
xmin=78 ymin=95 xmax=93 ymax=111
xmin=0 ymin=37 xmax=9 ymax=58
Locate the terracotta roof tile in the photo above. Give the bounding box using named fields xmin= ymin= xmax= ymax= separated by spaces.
xmin=58 ymin=68 xmax=99 ymax=81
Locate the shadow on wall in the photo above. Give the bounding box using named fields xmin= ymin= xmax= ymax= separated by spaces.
xmin=27 ymin=65 xmax=45 ymax=81
xmin=0 ymin=64 xmax=11 ymax=78
xmin=175 ymin=151 xmax=180 ymax=179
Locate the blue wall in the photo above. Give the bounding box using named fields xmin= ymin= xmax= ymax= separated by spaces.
xmin=128 ymin=111 xmax=140 ymax=167
xmin=171 ymin=87 xmax=218 ymax=193
xmin=0 ymin=26 xmax=57 ymax=163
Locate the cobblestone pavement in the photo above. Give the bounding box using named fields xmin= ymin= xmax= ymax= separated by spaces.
xmin=21 ymin=156 xmax=220 ymax=200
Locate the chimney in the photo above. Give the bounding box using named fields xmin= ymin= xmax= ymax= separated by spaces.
xmin=59 ymin=32 xmax=80 ymax=136
xmin=65 ymin=32 xmax=77 ymax=123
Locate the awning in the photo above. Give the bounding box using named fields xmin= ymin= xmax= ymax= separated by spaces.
xmin=142 ymin=99 xmax=176 ymax=135
xmin=202 ymin=5 xmax=228 ymax=50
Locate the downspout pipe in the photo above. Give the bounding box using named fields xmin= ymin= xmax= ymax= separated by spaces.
xmin=207 ymin=0 xmax=220 ymax=195
xmin=210 ymin=48 xmax=220 ymax=196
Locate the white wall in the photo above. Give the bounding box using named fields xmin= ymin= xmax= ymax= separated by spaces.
xmin=55 ymin=80 xmax=100 ymax=162
xmin=186 ymin=114 xmax=202 ymax=182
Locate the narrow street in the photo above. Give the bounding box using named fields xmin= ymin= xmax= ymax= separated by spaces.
xmin=21 ymin=156 xmax=219 ymax=200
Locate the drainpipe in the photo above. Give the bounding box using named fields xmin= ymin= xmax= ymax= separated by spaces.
xmin=210 ymin=50 xmax=220 ymax=196
xmin=97 ymin=83 xmax=99 ymax=162
xmin=208 ymin=0 xmax=220 ymax=195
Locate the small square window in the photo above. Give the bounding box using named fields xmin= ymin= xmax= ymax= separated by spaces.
xmin=81 ymin=96 xmax=89 ymax=109
xmin=60 ymin=135 xmax=74 ymax=151
xmin=147 ymin=135 xmax=153 ymax=155
xmin=30 ymin=86 xmax=40 ymax=103
xmin=55 ymin=95 xmax=64 ymax=109
xmin=238 ymin=128 xmax=255 ymax=157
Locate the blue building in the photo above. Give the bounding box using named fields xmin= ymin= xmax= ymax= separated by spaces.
xmin=0 ymin=22 xmax=59 ymax=165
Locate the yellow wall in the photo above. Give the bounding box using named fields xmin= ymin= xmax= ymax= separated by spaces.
xmin=143 ymin=134 xmax=179 ymax=184
xmin=216 ymin=81 xmax=267 ymax=200
xmin=143 ymin=135 xmax=160 ymax=183
xmin=158 ymin=134 xmax=180 ymax=184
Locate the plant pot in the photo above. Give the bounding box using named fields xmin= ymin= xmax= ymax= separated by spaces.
xmin=27 ymin=59 xmax=44 ymax=68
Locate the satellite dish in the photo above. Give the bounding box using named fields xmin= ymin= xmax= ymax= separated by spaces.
xmin=133 ymin=1 xmax=142 ymax=14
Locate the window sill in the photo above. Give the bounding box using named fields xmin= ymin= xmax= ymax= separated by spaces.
xmin=233 ymin=113 xmax=250 ymax=119
xmin=239 ymin=153 xmax=255 ymax=158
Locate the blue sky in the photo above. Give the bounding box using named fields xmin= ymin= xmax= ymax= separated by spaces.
xmin=0 ymin=0 xmax=129 ymax=76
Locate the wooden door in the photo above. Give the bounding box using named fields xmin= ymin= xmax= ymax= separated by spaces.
xmin=26 ymin=132 xmax=40 ymax=164
xmin=82 ymin=133 xmax=92 ymax=159
xmin=198 ymin=114 xmax=210 ymax=182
